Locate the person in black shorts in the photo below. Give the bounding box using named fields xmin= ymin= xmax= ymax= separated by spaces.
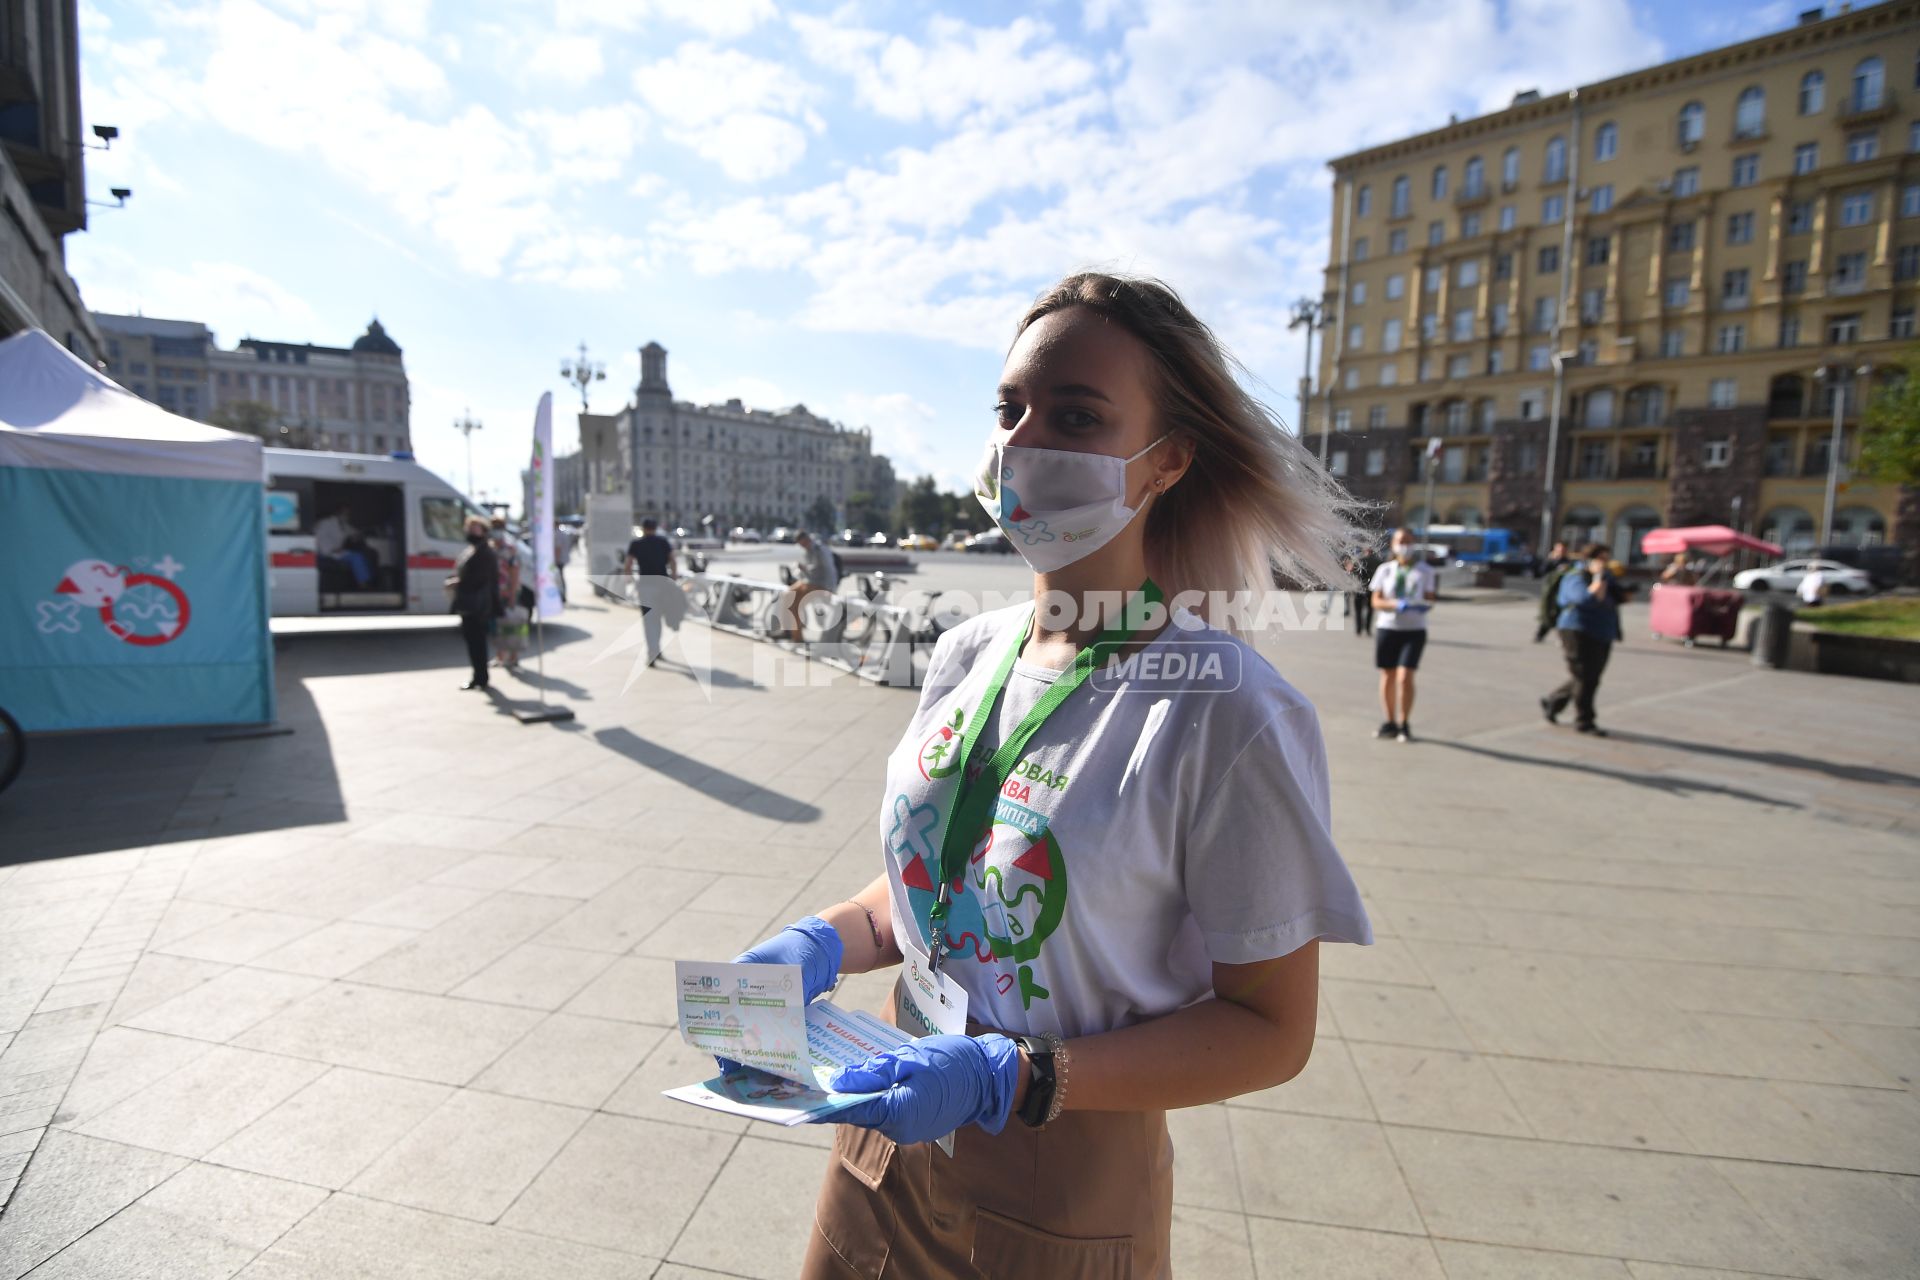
xmin=1367 ymin=528 xmax=1436 ymax=742
xmin=623 ymin=518 xmax=678 ymax=666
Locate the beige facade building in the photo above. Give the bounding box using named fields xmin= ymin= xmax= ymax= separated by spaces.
xmin=96 ymin=313 xmax=412 ymax=456
xmin=583 ymin=342 xmax=898 ymax=531
xmin=1312 ymin=1 xmax=1919 ymax=570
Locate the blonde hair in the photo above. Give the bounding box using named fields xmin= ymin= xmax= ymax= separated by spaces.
xmin=1016 ymin=273 xmax=1363 ymax=609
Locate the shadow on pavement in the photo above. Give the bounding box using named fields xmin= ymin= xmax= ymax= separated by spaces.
xmin=1606 ymin=731 xmax=1920 ymax=789
xmin=591 ymin=726 xmax=821 ymax=822
xmin=1427 ymin=738 xmax=1803 ymax=810
xmin=276 ymin=624 xmax=594 ymax=678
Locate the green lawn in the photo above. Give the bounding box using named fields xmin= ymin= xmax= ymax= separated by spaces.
xmin=1798 ymin=597 xmax=1920 ymax=639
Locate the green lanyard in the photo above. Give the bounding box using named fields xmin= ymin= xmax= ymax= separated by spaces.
xmin=925 ymin=578 xmax=1163 ymax=973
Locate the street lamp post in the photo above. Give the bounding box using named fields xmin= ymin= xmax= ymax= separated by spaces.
xmin=560 ymin=342 xmax=608 ymax=497
xmin=1539 ymin=349 xmax=1578 ymax=556
xmin=1814 ymin=363 xmax=1871 ymax=546
xmin=1289 ymin=298 xmax=1326 ymax=462
xmin=452 ymin=408 xmax=482 ymax=498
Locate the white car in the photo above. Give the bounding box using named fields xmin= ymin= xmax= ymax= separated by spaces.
xmin=1733 ymin=558 xmax=1873 ymax=596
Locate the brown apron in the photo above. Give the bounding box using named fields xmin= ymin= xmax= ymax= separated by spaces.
xmin=800 ymin=985 xmax=1175 ymax=1280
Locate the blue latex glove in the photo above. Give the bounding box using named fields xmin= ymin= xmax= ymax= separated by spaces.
xmin=825 ymin=1033 xmax=1023 ymax=1145
xmin=715 ymin=916 xmax=844 ymax=1074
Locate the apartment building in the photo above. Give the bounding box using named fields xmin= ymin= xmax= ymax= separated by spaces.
xmin=1310 ymin=1 xmax=1918 ymax=568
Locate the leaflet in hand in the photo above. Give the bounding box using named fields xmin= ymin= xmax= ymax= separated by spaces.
xmin=665 ymin=959 xmax=911 ymax=1126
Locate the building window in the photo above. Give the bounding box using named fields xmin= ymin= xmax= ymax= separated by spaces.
xmin=1726 ymin=211 xmax=1754 ymax=245
xmin=1347 ymin=323 xmax=1365 ymax=351
xmin=1664 ymin=279 xmax=1690 ymax=308
xmin=1894 ymin=307 xmax=1916 ymax=338
xmin=1829 ymin=313 xmax=1862 ymax=343
xmin=1494 ymin=253 xmax=1513 ymax=281
xmin=1431 ymin=165 xmax=1448 ymax=201
xmin=1784 ymin=260 xmax=1808 ymax=293
xmin=1456 ymin=259 xmax=1480 ymax=286
xmin=1391 ymin=175 xmax=1410 ymax=218
xmin=1498 ymin=204 xmax=1516 ymax=232
xmin=1356 ymin=184 xmax=1371 ymax=217
xmin=1703 ymin=438 xmax=1732 ymax=466
xmin=1329 ymin=449 xmax=1349 ymax=475
xmin=1538 ymin=244 xmax=1560 ymax=273
xmin=1717 ymin=324 xmax=1746 ymax=353
xmin=1594 ymin=121 xmax=1617 ymax=162
xmin=1835 ymin=251 xmax=1869 ymax=288
xmin=1723 ymin=269 xmax=1750 ymax=304
xmin=1897 ymin=244 xmax=1920 ymax=280
xmin=1668 ymin=220 xmax=1696 ymax=251
xmin=1380 ymin=363 xmax=1399 ymax=386
xmin=1487 ymin=348 xmax=1505 ymax=374
xmin=1586 ymin=235 xmax=1610 ymax=265
xmin=1580 ymin=287 xmax=1605 ymax=323
xmin=1418 ymin=357 xmax=1434 ymax=382
xmin=1428 ymin=220 xmax=1445 ymax=246
xmin=1673 ymin=166 xmax=1700 ymax=197
xmin=1731 ymin=153 xmax=1759 ymax=187
xmin=1661 ymin=329 xmax=1684 ymax=358
xmin=1461 ymin=211 xmax=1482 ymax=238
xmin=1447 ymin=354 xmax=1471 ymax=379
xmin=1840 ymin=192 xmax=1873 ymax=227
xmin=1794 ymin=142 xmax=1819 ymax=174
xmin=1677 ymin=101 xmax=1704 ymax=148
xmin=1847 ymin=130 xmax=1880 ymax=164
xmin=1905 ymin=185 xmax=1920 ymax=217
xmin=1462 ymin=155 xmax=1485 ymax=196
xmin=1343 ymin=368 xmax=1360 ymax=390
xmin=1544 ymin=136 xmax=1567 ymax=182
xmin=1421 ymin=313 xmax=1437 ymax=341
xmin=1389 ymin=228 xmax=1407 ymax=254
xmin=1589 ymin=183 xmax=1613 ymax=213
xmin=1519 ymin=391 xmax=1544 ymax=421
xmin=1912 ymin=121 xmax=1920 ymax=152
xmin=1577 ymin=339 xmax=1599 ymax=364
xmin=1735 ymin=86 xmax=1766 ymax=138
xmin=1780 ymin=312 xmax=1801 ymax=347
xmin=1627 ymin=385 xmax=1667 ymax=425
xmin=1352 ymin=236 xmax=1370 ymax=262
xmin=1853 ymin=56 xmax=1885 ymax=113
xmin=1800 ymin=70 xmax=1825 ymax=115
xmin=1502 ymin=146 xmax=1520 ymax=188
xmin=1490 ymin=302 xmax=1509 ymax=334
xmin=1787 ymin=199 xmax=1814 ymax=235
xmin=1528 ymin=344 xmax=1551 ymax=371
xmin=1542 ymin=194 xmax=1565 ymax=223
xmin=1365 ymin=446 xmax=1386 ymax=475
xmin=1334 ymin=403 xmax=1352 ymax=431
xmin=1533 ymin=296 xmax=1557 ymax=333
xmin=1382 ymin=317 xmax=1403 ymax=351
xmin=1452 ymin=309 xmax=1475 ymax=341
xmin=1367 ymin=406 xmax=1386 ymax=429
xmin=1584 ymin=387 xmax=1616 ymax=427
xmin=1424 ymin=266 xmax=1443 ymax=292
xmin=1385 ymin=273 xmax=1406 ymax=300
xmin=1579 ymin=441 xmax=1610 ymax=479
xmin=1351 ymin=279 xmax=1368 ymax=304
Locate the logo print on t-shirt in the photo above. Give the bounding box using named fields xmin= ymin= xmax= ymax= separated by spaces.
xmin=917 ymin=708 xmax=966 ymax=781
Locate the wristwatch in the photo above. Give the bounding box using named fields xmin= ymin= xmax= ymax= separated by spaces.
xmin=1012 ymin=1033 xmax=1062 ymax=1128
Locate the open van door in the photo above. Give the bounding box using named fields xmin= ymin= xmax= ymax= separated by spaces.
xmin=267 ymin=477 xmax=318 ymax=616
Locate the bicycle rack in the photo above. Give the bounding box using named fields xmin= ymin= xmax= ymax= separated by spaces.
xmin=651 ymin=572 xmax=936 ymax=687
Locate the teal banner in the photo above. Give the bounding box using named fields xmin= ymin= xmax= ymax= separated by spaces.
xmin=0 ymin=465 xmax=274 ymax=731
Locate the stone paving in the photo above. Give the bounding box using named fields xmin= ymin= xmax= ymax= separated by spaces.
xmin=0 ymin=574 xmax=1916 ymax=1279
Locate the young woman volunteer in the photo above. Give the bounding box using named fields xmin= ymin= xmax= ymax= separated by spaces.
xmin=736 ymin=273 xmax=1373 ymax=1278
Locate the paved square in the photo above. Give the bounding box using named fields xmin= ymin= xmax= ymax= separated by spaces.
xmin=1 ymin=577 xmax=1915 ymax=1278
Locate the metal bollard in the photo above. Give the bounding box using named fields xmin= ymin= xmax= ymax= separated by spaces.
xmin=1751 ymin=601 xmax=1795 ymax=669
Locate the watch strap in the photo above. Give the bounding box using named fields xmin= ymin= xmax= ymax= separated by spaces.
xmin=1014 ymin=1034 xmax=1058 ymax=1129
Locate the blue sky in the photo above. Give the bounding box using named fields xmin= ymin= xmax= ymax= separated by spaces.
xmin=76 ymin=0 xmax=1807 ymax=510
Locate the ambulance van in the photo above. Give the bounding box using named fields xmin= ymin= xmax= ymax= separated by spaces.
xmin=265 ymin=449 xmax=497 ymax=617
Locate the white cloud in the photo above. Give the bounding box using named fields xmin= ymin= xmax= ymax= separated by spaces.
xmin=78 ymin=248 xmax=323 ymax=342
xmin=791 ymin=14 xmax=1098 ymax=127
xmin=557 ymin=0 xmax=777 ymax=41
xmin=837 ymin=390 xmax=942 ymax=474
xmin=632 ymin=42 xmax=821 ymax=181
xmin=527 ymin=34 xmax=605 ymax=85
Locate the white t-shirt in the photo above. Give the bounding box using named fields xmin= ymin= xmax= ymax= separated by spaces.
xmin=1370 ymin=559 xmax=1437 ymax=631
xmin=1797 ymin=571 xmax=1826 ymax=605
xmin=879 ymin=605 xmax=1371 ymax=1040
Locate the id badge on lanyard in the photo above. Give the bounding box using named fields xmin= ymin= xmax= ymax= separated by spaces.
xmin=898 ymin=930 xmax=969 ymax=1156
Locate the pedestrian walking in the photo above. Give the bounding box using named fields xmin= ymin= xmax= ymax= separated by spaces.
xmin=1542 ymin=542 xmax=1623 ymax=736
xmin=446 ymin=515 xmax=497 ymax=691
xmin=732 ymin=273 xmax=1371 ymax=1279
xmin=623 ymin=517 xmax=677 ymax=665
xmin=553 ymin=521 xmax=573 ymax=604
xmin=1369 ymin=528 xmax=1436 ymax=742
xmin=1350 ymin=544 xmax=1381 ymax=637
xmin=490 ymin=515 xmax=527 ymax=672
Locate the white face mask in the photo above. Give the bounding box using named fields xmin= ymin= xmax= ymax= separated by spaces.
xmin=974 ymin=435 xmax=1167 ymax=572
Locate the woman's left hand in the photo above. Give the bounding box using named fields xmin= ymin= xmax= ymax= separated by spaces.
xmin=825 ymin=1033 xmax=1023 ymax=1145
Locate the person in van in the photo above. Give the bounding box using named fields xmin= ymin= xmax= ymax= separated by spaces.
xmin=314 ymin=501 xmax=375 ymax=589
xmin=447 ymin=516 xmax=497 ymax=691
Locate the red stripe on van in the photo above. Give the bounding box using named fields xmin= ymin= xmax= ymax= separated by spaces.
xmin=271 ymin=552 xmax=316 ymax=568
xmin=408 ymin=554 xmax=458 ymax=570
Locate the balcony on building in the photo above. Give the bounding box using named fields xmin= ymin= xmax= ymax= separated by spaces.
xmin=1836 ymin=89 xmax=1896 ymax=127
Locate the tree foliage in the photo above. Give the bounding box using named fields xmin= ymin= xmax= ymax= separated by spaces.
xmin=1861 ymin=348 xmax=1920 ymax=487
xmin=207 ymin=399 xmax=278 ymax=440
